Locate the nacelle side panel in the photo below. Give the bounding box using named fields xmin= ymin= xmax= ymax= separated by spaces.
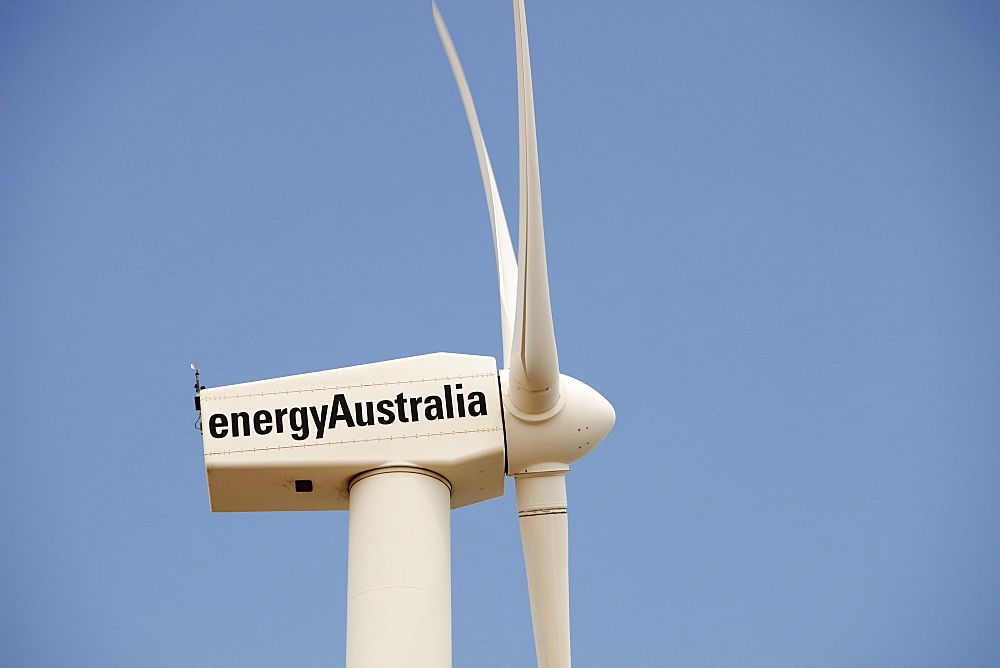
xmin=200 ymin=353 xmax=505 ymax=511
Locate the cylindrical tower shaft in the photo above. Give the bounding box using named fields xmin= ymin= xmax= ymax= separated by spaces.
xmin=346 ymin=467 xmax=452 ymax=667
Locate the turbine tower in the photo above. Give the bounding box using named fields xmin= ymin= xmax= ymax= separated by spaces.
xmin=195 ymin=3 xmax=613 ymax=666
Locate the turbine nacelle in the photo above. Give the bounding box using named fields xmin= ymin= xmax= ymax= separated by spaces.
xmin=501 ymin=371 xmax=615 ymax=475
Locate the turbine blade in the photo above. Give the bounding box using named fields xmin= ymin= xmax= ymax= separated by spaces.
xmin=516 ymin=472 xmax=571 ymax=668
xmin=433 ymin=2 xmax=518 ymax=370
xmin=509 ymin=0 xmax=560 ymax=414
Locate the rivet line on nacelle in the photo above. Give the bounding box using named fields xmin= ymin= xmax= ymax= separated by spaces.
xmin=206 ymin=426 xmax=504 ymax=456
xmin=202 ymin=372 xmax=498 ymax=402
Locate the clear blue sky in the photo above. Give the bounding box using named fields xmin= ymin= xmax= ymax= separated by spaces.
xmin=2 ymin=1 xmax=998 ymax=665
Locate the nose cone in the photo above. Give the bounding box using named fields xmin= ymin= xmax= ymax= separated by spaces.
xmin=592 ymin=385 xmax=616 ymax=443
xmin=502 ymin=373 xmax=615 ymax=474
xmin=572 ymin=378 xmax=615 ymax=460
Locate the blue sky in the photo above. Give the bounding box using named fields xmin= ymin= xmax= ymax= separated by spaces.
xmin=2 ymin=1 xmax=998 ymax=665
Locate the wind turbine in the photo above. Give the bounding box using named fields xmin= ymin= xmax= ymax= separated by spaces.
xmin=195 ymin=2 xmax=613 ymax=666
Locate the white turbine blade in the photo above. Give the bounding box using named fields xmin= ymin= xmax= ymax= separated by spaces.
xmin=509 ymin=0 xmax=560 ymax=415
xmin=433 ymin=2 xmax=518 ymax=370
xmin=516 ymin=472 xmax=571 ymax=668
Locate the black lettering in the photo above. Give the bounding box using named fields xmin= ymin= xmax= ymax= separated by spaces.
xmin=409 ymin=396 xmax=423 ymax=422
xmin=395 ymin=393 xmax=409 ymax=423
xmin=377 ymin=399 xmax=395 ymax=425
xmin=253 ymin=410 xmax=273 ymax=435
xmin=230 ymin=411 xmax=250 ymax=437
xmin=309 ymin=404 xmax=329 ymax=439
xmin=354 ymin=401 xmax=375 ymax=426
xmin=209 ymin=382 xmax=493 ymax=442
xmin=330 ymin=394 xmax=355 ymax=428
xmin=289 ymin=407 xmax=309 ymax=441
xmin=424 ymin=394 xmax=444 ymax=420
xmin=209 ymin=413 xmax=228 ymax=438
xmin=444 ymin=384 xmax=454 ymax=418
xmin=467 ymin=391 xmax=487 ymax=416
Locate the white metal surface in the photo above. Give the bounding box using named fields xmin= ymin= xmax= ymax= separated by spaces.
xmin=347 ymin=467 xmax=452 ymax=667
xmin=516 ymin=472 xmax=570 ymax=668
xmin=502 ymin=372 xmax=615 ymax=475
xmin=433 ymin=3 xmax=517 ymax=371
xmin=200 ymin=353 xmax=504 ymax=511
xmin=509 ymin=0 xmax=560 ymax=417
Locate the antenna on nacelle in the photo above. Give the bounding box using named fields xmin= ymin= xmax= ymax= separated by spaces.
xmin=191 ymin=362 xmax=204 ymax=433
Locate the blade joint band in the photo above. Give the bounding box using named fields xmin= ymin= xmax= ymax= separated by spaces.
xmin=518 ymin=508 xmax=567 ymax=518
